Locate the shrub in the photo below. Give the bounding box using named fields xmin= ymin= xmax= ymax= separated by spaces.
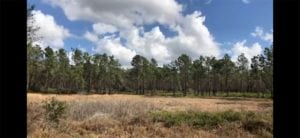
xmin=219 ymin=110 xmax=243 ymax=122
xmin=242 ymin=112 xmax=273 ymax=135
xmin=151 ymin=110 xmax=271 ymax=133
xmin=42 ymin=97 xmax=67 ymax=124
xmin=151 ymin=111 xmax=243 ymax=129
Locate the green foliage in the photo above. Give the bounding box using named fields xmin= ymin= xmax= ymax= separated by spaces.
xmin=151 ymin=110 xmax=272 ymax=134
xmin=218 ymin=92 xmax=272 ymax=98
xmin=42 ymin=97 xmax=67 ymax=124
xmin=242 ymin=112 xmax=273 ymax=135
xmin=130 ymin=55 xmax=150 ymax=94
xmin=175 ymin=54 xmax=192 ymax=95
xmin=151 ymin=110 xmax=242 ymax=129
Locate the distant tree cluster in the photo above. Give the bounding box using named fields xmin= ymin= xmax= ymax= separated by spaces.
xmin=27 ymin=5 xmax=273 ymax=97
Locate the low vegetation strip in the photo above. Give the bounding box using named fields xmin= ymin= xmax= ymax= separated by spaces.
xmin=152 ymin=110 xmax=241 ymax=128
xmin=151 ymin=110 xmax=272 ymax=135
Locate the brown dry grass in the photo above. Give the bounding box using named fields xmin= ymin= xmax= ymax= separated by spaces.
xmin=27 ymin=93 xmax=272 ymax=138
xmin=28 ymin=93 xmax=272 ymax=112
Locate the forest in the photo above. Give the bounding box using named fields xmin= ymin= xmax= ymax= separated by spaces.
xmin=27 ymin=42 xmax=273 ymax=97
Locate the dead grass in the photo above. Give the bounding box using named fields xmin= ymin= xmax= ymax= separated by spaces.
xmin=28 ymin=93 xmax=272 ymax=112
xmin=27 ymin=93 xmax=273 ymax=138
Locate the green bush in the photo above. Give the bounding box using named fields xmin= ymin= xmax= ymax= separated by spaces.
xmin=151 ymin=110 xmax=243 ymax=129
xmin=42 ymin=97 xmax=67 ymax=124
xmin=242 ymin=112 xmax=273 ymax=134
xmin=220 ymin=110 xmax=243 ymax=122
xmin=217 ymin=92 xmax=272 ymax=98
xmin=151 ymin=110 xmax=272 ymax=134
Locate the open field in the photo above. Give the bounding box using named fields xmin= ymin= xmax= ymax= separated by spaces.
xmin=28 ymin=93 xmax=273 ymax=138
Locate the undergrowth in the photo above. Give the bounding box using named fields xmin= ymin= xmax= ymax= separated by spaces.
xmin=151 ymin=110 xmax=272 ymax=136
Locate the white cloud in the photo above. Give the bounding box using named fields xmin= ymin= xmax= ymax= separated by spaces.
xmin=93 ymin=22 xmax=117 ymax=34
xmin=87 ymin=11 xmax=219 ymax=66
xmin=45 ymin=0 xmax=220 ymax=67
xmin=92 ymin=36 xmax=137 ymax=66
xmin=242 ymin=0 xmax=250 ymax=4
xmin=231 ymin=40 xmax=263 ymax=64
xmin=167 ymin=11 xmax=220 ymax=58
xmin=83 ymin=31 xmax=98 ymax=43
xmin=251 ymin=26 xmax=273 ymax=43
xmin=123 ymin=26 xmax=172 ymax=65
xmin=45 ymin=0 xmax=182 ymax=29
xmin=31 ymin=10 xmax=71 ymax=50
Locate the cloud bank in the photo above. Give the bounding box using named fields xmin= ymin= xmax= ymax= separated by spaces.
xmin=44 ymin=0 xmax=220 ymax=66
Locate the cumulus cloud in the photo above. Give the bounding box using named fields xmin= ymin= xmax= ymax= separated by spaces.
xmin=126 ymin=26 xmax=173 ymax=65
xmin=251 ymin=26 xmax=273 ymax=43
xmin=44 ymin=0 xmax=220 ymax=66
xmin=31 ymin=10 xmax=71 ymax=50
xmin=45 ymin=0 xmax=182 ymax=29
xmin=231 ymin=40 xmax=263 ymax=64
xmin=85 ymin=11 xmax=220 ymax=66
xmin=167 ymin=11 xmax=220 ymax=58
xmin=92 ymin=36 xmax=137 ymax=66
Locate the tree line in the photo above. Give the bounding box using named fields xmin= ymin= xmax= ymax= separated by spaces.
xmin=27 ymin=43 xmax=273 ymax=96
xmin=27 ymin=5 xmax=273 ymax=97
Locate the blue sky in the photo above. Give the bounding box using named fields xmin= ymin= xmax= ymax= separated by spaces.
xmin=28 ymin=0 xmax=273 ymax=67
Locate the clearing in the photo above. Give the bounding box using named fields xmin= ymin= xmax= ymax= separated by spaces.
xmin=27 ymin=93 xmax=273 ymax=138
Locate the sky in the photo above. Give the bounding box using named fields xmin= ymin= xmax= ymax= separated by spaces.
xmin=28 ymin=0 xmax=273 ymax=67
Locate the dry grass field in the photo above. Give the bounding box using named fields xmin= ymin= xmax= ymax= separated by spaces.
xmin=27 ymin=93 xmax=273 ymax=138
